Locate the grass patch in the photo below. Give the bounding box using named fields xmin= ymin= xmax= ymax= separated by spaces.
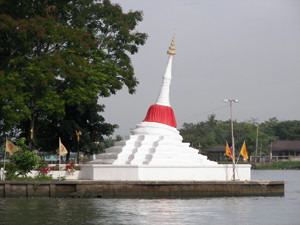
xmin=254 ymin=161 xmax=300 ymax=170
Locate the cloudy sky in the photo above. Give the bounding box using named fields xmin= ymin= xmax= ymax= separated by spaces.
xmin=102 ymin=0 xmax=300 ymax=137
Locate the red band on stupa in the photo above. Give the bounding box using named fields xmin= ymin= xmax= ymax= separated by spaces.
xmin=143 ymin=104 xmax=177 ymax=128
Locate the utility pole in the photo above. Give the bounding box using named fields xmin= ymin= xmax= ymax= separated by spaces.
xmin=259 ymin=143 xmax=262 ymax=163
xmin=255 ymin=125 xmax=259 ymax=162
xmin=224 ymin=99 xmax=239 ymax=181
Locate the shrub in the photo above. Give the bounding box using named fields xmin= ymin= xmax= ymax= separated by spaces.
xmin=65 ymin=163 xmax=79 ymax=174
xmin=3 ymin=163 xmax=18 ymax=180
xmin=9 ymin=149 xmax=40 ymax=177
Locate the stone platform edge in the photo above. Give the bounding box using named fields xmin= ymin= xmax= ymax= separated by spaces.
xmin=0 ymin=180 xmax=284 ymax=198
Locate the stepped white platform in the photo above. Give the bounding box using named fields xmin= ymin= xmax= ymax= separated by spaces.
xmin=80 ymin=122 xmax=251 ymax=181
xmin=80 ymin=36 xmax=251 ymax=181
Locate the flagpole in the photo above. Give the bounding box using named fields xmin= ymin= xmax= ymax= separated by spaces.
xmin=57 ymin=137 xmax=68 ymax=181
xmin=58 ymin=137 xmax=61 ymax=181
xmin=4 ymin=138 xmax=7 ymax=170
xmin=236 ymin=141 xmax=246 ymax=164
xmin=2 ymin=138 xmax=7 ymax=181
xmin=236 ymin=141 xmax=243 ymax=165
xmin=3 ymin=138 xmax=19 ymax=181
xmin=236 ymin=151 xmax=241 ymax=165
xmin=224 ymin=99 xmax=239 ymax=181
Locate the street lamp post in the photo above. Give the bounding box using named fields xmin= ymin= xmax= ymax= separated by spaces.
xmin=224 ymin=99 xmax=239 ymax=181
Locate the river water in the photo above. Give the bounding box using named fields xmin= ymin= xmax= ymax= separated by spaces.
xmin=0 ymin=170 xmax=299 ymax=225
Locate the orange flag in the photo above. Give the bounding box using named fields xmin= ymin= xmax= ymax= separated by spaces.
xmin=5 ymin=139 xmax=19 ymax=156
xmin=225 ymin=141 xmax=235 ymax=159
xmin=240 ymin=141 xmax=248 ymax=160
xmin=59 ymin=138 xmax=68 ymax=157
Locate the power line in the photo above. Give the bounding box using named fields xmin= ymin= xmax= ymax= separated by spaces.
xmin=177 ymin=105 xmax=229 ymax=124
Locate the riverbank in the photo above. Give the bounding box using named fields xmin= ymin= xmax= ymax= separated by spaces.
xmin=0 ymin=180 xmax=284 ymax=198
xmin=252 ymin=161 xmax=300 ymax=170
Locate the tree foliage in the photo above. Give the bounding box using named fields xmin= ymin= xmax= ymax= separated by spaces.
xmin=180 ymin=115 xmax=300 ymax=156
xmin=6 ymin=138 xmax=40 ymax=178
xmin=0 ymin=0 xmax=147 ymax=153
xmin=9 ymin=150 xmax=40 ymax=177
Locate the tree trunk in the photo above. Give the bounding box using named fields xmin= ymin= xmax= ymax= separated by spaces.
xmin=28 ymin=101 xmax=35 ymax=151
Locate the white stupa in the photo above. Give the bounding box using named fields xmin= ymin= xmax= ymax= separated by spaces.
xmin=80 ymin=36 xmax=251 ymax=181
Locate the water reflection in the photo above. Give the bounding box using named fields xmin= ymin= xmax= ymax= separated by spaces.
xmin=0 ymin=170 xmax=299 ymax=225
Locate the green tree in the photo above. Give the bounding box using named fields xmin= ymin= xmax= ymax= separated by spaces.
xmin=180 ymin=118 xmax=219 ymax=149
xmin=0 ymin=0 xmax=147 ymax=151
xmin=6 ymin=138 xmax=40 ymax=178
xmin=275 ymin=120 xmax=300 ymax=140
xmin=207 ymin=114 xmax=217 ymax=141
xmin=30 ymin=101 xmax=117 ymax=156
xmin=180 ymin=117 xmax=300 ymax=157
xmin=288 ymin=123 xmax=300 ymax=140
xmin=214 ymin=120 xmax=231 ymax=144
xmin=260 ymin=117 xmax=279 ymax=138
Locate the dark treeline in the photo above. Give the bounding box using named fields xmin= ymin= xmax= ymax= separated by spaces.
xmin=179 ymin=114 xmax=300 ymax=156
xmin=0 ymin=0 xmax=147 ymax=156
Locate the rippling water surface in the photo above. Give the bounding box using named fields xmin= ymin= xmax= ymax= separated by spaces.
xmin=0 ymin=170 xmax=299 ymax=225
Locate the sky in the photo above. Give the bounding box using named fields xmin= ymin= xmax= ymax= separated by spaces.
xmin=102 ymin=0 xmax=300 ymax=137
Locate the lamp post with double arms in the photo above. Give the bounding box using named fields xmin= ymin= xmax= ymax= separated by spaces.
xmin=224 ymin=99 xmax=239 ymax=181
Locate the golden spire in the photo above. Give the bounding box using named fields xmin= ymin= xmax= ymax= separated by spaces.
xmin=167 ymin=34 xmax=176 ymax=55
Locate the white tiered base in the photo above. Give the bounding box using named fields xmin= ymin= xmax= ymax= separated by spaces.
xmin=80 ymin=122 xmax=251 ymax=181
xmin=79 ymin=164 xmax=251 ymax=181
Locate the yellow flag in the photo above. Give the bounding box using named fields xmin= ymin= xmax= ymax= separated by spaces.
xmin=225 ymin=141 xmax=235 ymax=159
xmin=240 ymin=141 xmax=248 ymax=160
xmin=5 ymin=139 xmax=19 ymax=156
xmin=59 ymin=138 xmax=68 ymax=157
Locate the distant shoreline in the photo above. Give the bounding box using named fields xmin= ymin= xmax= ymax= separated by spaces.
xmin=251 ymin=161 xmax=300 ymax=170
xmin=217 ymin=161 xmax=300 ymax=170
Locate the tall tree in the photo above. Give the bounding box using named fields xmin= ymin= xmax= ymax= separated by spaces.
xmin=0 ymin=0 xmax=147 ymax=151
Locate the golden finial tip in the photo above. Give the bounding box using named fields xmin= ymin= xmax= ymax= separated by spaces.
xmin=167 ymin=34 xmax=176 ymax=55
xmin=167 ymin=50 xmax=176 ymax=55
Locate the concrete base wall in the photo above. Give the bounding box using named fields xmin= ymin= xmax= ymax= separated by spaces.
xmin=79 ymin=164 xmax=251 ymax=181
xmin=0 ymin=180 xmax=284 ymax=198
